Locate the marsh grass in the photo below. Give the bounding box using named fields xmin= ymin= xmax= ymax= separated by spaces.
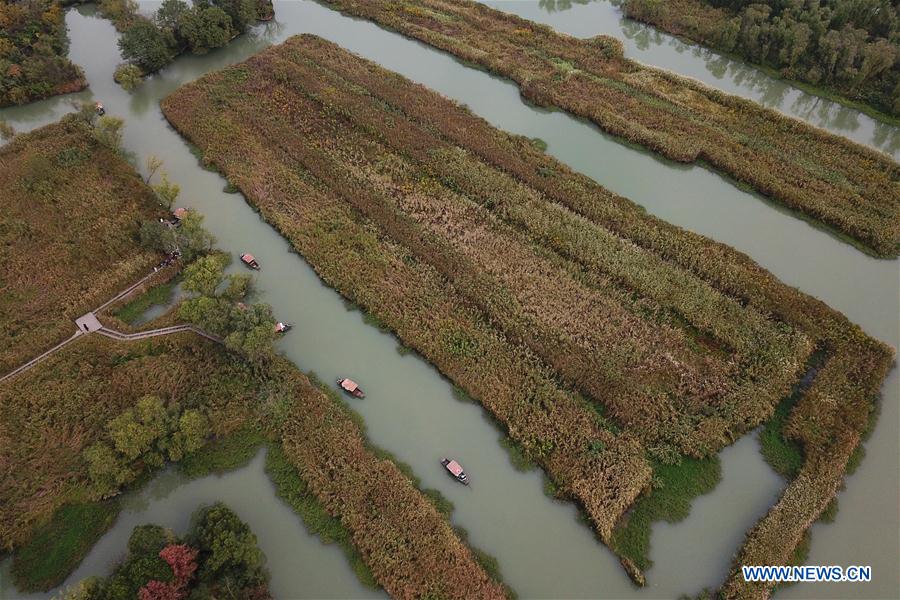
xmin=114 ymin=281 xmax=176 ymax=324
xmin=611 ymin=456 xmax=721 ymax=570
xmin=10 ymin=500 xmax=120 ymax=592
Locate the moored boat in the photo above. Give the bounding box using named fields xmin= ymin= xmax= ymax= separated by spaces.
xmin=240 ymin=253 xmax=260 ymax=270
xmin=275 ymin=322 xmax=293 ymax=334
xmin=337 ymin=378 xmax=365 ymax=398
xmin=95 ymin=101 xmax=105 ymax=116
xmin=441 ymin=458 xmax=469 ymax=485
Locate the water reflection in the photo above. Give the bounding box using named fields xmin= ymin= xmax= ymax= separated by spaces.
xmin=487 ymin=1 xmax=899 ymax=156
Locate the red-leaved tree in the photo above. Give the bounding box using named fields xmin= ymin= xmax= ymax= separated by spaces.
xmin=138 ymin=580 xmax=181 ymax=600
xmin=159 ymin=544 xmax=199 ymax=587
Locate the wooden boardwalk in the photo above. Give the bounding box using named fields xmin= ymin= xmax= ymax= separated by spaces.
xmin=0 ymin=267 xmax=221 ymax=385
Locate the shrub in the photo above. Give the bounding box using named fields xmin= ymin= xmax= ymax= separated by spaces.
xmin=114 ymin=62 xmax=144 ymax=91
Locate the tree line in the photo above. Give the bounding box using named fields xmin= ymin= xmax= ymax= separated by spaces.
xmin=0 ymin=0 xmax=86 ymax=106
xmin=621 ymin=0 xmax=899 ymax=117
xmin=97 ymin=0 xmax=273 ymax=88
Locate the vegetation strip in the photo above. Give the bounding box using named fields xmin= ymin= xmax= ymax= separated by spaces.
xmin=620 ymin=0 xmax=900 ymax=123
xmin=321 ymin=0 xmax=900 ymax=258
xmin=161 ymin=35 xmax=895 ymax=596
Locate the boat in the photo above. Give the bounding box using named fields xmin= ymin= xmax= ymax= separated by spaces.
xmin=95 ymin=101 xmax=105 ymax=116
xmin=441 ymin=458 xmax=469 ymax=485
xmin=337 ymin=378 xmax=365 ymax=398
xmin=240 ymin=253 xmax=260 ymax=270
xmin=275 ymin=322 xmax=293 ymax=334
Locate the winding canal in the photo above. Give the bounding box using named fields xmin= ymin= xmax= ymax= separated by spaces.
xmin=1 ymin=2 xmax=896 ymax=599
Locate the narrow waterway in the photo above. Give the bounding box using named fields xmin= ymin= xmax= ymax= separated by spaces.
xmin=0 ymin=451 xmax=382 ymax=599
xmin=487 ymin=0 xmax=900 ymax=158
xmin=0 ymin=2 xmax=896 ymax=599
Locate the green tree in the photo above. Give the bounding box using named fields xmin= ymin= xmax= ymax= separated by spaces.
xmin=221 ymin=273 xmax=252 ymax=301
xmin=83 ymin=441 xmax=132 ymax=496
xmin=92 ymin=116 xmax=124 ymax=152
xmin=128 ymin=524 xmax=171 ymax=556
xmin=152 ymin=172 xmax=180 ymax=209
xmin=178 ymin=6 xmax=234 ymax=54
xmin=114 ymin=62 xmax=143 ymax=91
xmin=166 ymin=410 xmax=210 ymax=461
xmin=119 ymin=19 xmax=172 ymax=72
xmin=182 ymin=254 xmax=228 ymax=296
xmin=139 ymin=219 xmax=177 ymax=253
xmin=192 ymin=503 xmax=267 ymax=588
xmin=106 ymin=395 xmax=170 ymax=463
xmin=213 ymin=0 xmax=258 ymax=33
xmin=175 ymin=211 xmax=216 ymax=261
xmin=155 ymin=0 xmax=190 ymax=36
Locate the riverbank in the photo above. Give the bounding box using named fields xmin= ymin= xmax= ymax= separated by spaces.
xmin=322 ymin=0 xmax=900 ymax=259
xmin=618 ymin=0 xmax=900 ymax=125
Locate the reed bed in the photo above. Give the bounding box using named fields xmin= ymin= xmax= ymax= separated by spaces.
xmin=323 ymin=0 xmax=900 ymax=258
xmin=162 ymin=36 xmax=893 ymax=593
xmin=0 ymin=118 xmax=162 ymax=374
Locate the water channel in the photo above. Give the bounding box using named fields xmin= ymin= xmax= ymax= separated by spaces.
xmin=0 ymin=2 xmax=896 ymax=599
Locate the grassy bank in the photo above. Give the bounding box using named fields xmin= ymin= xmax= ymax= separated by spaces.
xmin=161 ymin=35 xmax=894 ymax=595
xmin=0 ymin=117 xmax=162 ymax=374
xmin=322 ymin=0 xmax=899 ymax=258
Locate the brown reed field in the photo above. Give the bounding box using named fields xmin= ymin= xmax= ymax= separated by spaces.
xmin=160 ymin=35 xmax=895 ymax=595
xmin=322 ymin=0 xmax=900 ymax=259
xmin=0 ymin=117 xmax=162 ymax=374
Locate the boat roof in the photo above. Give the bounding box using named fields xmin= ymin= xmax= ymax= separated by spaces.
xmin=241 ymin=253 xmax=255 ymax=261
xmin=445 ymin=460 xmax=464 ymax=476
xmin=173 ymin=207 xmax=188 ymax=218
xmin=341 ymin=379 xmax=359 ymax=392
xmin=275 ymin=322 xmax=286 ymax=331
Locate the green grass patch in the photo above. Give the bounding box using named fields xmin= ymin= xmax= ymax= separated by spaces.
xmin=611 ymin=455 xmax=721 ymax=571
xmin=114 ymin=281 xmax=175 ymax=324
xmin=178 ymin=427 xmax=265 ymax=478
xmin=758 ymin=392 xmax=804 ymax=479
xmin=11 ymin=500 xmax=120 ymax=592
xmin=265 ymin=443 xmax=378 ymax=589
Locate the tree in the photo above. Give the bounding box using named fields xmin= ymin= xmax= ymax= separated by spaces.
xmin=221 ymin=273 xmax=252 ymax=301
xmin=152 ymin=173 xmax=180 ymax=209
xmin=212 ymin=0 xmax=257 ymax=33
xmin=165 ymin=410 xmax=210 ymax=461
xmin=83 ymin=441 xmax=132 ymax=496
xmin=155 ymin=0 xmax=190 ymax=37
xmin=159 ymin=544 xmax=199 ymax=585
xmin=145 ymin=154 xmax=163 ymax=184
xmin=175 ymin=211 xmax=216 ymax=261
xmin=119 ymin=19 xmax=172 ymax=72
xmin=106 ymin=395 xmax=170 ymax=463
xmin=182 ymin=254 xmax=228 ymax=296
xmin=129 ymin=524 xmax=171 ymax=557
xmin=138 ymin=580 xmax=183 ymax=600
xmin=192 ymin=503 xmax=266 ymax=589
xmin=178 ymin=6 xmax=234 ymax=54
xmin=115 ymin=62 xmax=144 ymax=91
xmin=140 ymin=219 xmax=177 ymax=253
xmin=93 ymin=115 xmax=124 ymax=152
